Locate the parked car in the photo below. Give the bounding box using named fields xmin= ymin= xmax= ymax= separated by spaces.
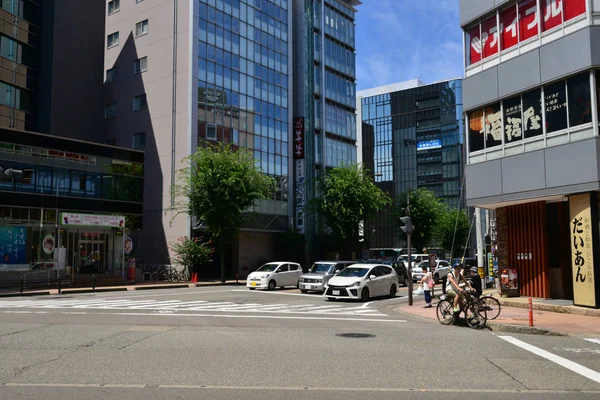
xmin=380 ymin=261 xmax=408 ymax=287
xmin=298 ymin=261 xmax=354 ymax=293
xmin=397 ymin=253 xmax=429 ymax=268
xmin=324 ymin=264 xmax=399 ymax=302
xmin=246 ymin=262 xmax=303 ymax=290
xmin=412 ymin=260 xmax=451 ymax=283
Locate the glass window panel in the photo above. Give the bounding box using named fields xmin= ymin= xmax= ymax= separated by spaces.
xmin=544 ymin=82 xmax=567 ymax=133
xmin=503 ymin=96 xmax=523 ymax=144
xmin=481 ymin=16 xmax=499 ymax=58
xmin=541 ymin=0 xmax=562 ymax=32
xmin=564 ymin=0 xmax=586 ymax=21
xmin=522 ymin=88 xmax=543 ymax=138
xmin=468 ymin=109 xmax=485 ymax=152
xmin=567 ymin=72 xmax=592 ymax=127
xmin=518 ymin=0 xmax=539 ymax=42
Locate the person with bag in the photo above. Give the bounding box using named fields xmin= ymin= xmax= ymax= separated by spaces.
xmin=419 ymin=265 xmax=434 ymax=308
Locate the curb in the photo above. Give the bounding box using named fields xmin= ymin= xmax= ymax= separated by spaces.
xmin=500 ymin=299 xmax=600 ymax=317
xmin=0 ymin=281 xmax=245 ymax=297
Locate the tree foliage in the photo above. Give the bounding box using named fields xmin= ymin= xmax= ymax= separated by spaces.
xmin=314 ymin=164 xmax=391 ymax=257
xmin=434 ymin=208 xmax=471 ymax=258
xmin=397 ymin=188 xmax=445 ymax=252
xmin=169 ymin=236 xmax=214 ymax=278
xmin=175 ymin=142 xmax=276 ymax=282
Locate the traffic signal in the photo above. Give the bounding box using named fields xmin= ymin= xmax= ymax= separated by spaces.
xmin=400 ymin=216 xmax=413 ymax=234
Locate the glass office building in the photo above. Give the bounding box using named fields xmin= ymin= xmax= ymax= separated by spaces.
xmin=358 ymin=79 xmax=464 ymax=249
xmin=197 ymin=0 xmax=291 ymax=231
xmin=293 ymin=0 xmax=359 ymax=261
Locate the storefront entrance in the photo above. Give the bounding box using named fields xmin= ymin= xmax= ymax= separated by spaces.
xmin=65 ymin=230 xmax=124 ymax=275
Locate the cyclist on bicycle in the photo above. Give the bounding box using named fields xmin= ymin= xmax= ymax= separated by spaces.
xmin=446 ymin=263 xmax=475 ymax=314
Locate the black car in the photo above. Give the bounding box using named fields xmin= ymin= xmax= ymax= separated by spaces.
xmin=382 ymin=261 xmax=408 ymax=287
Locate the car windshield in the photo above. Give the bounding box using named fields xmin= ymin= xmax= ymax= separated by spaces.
xmin=399 ymin=255 xmax=417 ymax=262
xmin=310 ymin=263 xmax=335 ymax=274
xmin=336 ymin=267 xmax=369 ymax=277
xmin=256 ymin=263 xmax=279 ymax=272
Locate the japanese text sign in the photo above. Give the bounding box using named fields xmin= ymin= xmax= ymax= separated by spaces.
xmin=60 ymin=213 xmax=126 ymax=229
xmin=569 ymin=193 xmax=597 ymax=308
xmin=294 ymin=117 xmax=304 ymax=160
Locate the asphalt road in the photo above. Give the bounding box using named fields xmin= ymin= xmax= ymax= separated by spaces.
xmin=0 ymin=285 xmax=599 ymax=400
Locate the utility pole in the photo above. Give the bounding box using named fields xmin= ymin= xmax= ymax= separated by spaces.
xmin=400 ymin=192 xmax=414 ymax=306
xmin=476 ymin=207 xmax=484 ymax=271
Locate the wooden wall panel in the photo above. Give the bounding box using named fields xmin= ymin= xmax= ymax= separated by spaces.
xmin=504 ymin=201 xmax=550 ymax=298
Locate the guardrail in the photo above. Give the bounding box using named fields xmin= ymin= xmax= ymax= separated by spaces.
xmin=0 ymin=274 xmax=100 ymax=294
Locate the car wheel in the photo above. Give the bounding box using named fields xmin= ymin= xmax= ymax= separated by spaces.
xmin=389 ymin=284 xmax=397 ymax=298
xmin=268 ymin=280 xmax=276 ymax=290
xmin=360 ymin=287 xmax=370 ymax=302
xmin=434 ymin=274 xmax=439 ymax=283
xmin=326 ymin=297 xmax=335 ymax=301
xmin=300 ymin=289 xmax=308 ymax=294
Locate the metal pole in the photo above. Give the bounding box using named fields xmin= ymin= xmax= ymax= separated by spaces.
xmin=407 ymin=192 xmax=413 ymax=306
xmin=476 ymin=207 xmax=484 ymax=270
xmin=122 ymin=228 xmax=125 ymax=280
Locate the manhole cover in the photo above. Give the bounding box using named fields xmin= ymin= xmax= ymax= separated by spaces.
xmin=336 ymin=333 xmax=375 ymax=338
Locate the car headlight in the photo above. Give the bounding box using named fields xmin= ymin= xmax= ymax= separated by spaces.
xmin=351 ymin=281 xmax=361 ymax=287
xmin=261 ymin=274 xmax=270 ymax=279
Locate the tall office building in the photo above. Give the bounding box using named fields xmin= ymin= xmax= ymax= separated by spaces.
xmin=104 ymin=0 xmax=293 ymax=275
xmin=460 ymin=0 xmax=599 ymax=305
xmin=0 ymin=0 xmax=105 ymax=139
xmin=357 ymin=79 xmax=464 ymax=249
xmin=292 ymin=0 xmax=359 ymax=260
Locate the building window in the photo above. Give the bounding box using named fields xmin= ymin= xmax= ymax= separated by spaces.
xmin=135 ymin=20 xmax=149 ymax=37
xmin=468 ymin=110 xmax=484 ymax=152
xmin=104 ymin=103 xmax=117 ymax=119
xmin=107 ymin=32 xmax=119 ymax=48
xmin=522 ymin=88 xmax=543 ymax=138
xmin=206 ymin=124 xmax=217 ymax=140
xmin=484 ymin=103 xmax=502 ymax=148
xmin=108 ymin=0 xmax=120 ymax=15
xmin=134 ymin=56 xmax=147 ymax=74
xmin=567 ymin=72 xmax=592 ymax=127
xmin=106 ymin=67 xmax=117 ymax=83
xmin=544 ymin=81 xmax=567 ymax=134
xmin=503 ymin=95 xmax=522 ymax=144
xmin=132 ymin=132 xmax=146 ymax=149
xmin=133 ymin=94 xmax=147 ymax=111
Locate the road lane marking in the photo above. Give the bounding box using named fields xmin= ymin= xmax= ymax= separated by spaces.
xmin=361 ymin=295 xmax=407 ymax=308
xmin=584 ymin=338 xmax=600 ymax=345
xmin=52 ymin=311 xmax=404 ymax=323
xmin=498 ymin=335 xmax=600 ymax=384
xmin=234 ymin=289 xmax=320 ymax=298
xmin=96 ymin=288 xmax=241 ymax=299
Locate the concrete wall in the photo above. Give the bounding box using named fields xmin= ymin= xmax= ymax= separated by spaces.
xmin=104 ymin=0 xmax=195 ymax=264
xmin=463 ymin=27 xmax=600 ymax=111
xmin=466 ymin=137 xmax=600 ymax=206
xmin=238 ymin=232 xmax=274 ymax=278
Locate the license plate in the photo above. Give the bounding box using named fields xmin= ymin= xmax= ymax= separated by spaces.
xmin=332 ymin=290 xmax=340 ymax=295
xmin=251 ymin=282 xmax=257 ymax=287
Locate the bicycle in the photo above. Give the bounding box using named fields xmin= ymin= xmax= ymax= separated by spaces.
xmin=436 ymin=289 xmax=487 ymax=329
xmin=478 ymin=295 xmax=501 ymax=320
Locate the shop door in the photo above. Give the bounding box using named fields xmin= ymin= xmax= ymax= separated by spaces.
xmin=79 ymin=232 xmax=107 ymax=274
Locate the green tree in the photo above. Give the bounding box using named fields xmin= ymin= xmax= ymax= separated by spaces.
xmin=397 ymin=188 xmax=445 ymax=252
xmin=434 ymin=208 xmax=471 ymax=258
xmin=314 ymin=164 xmax=391 ymax=258
xmin=174 ymin=143 xmax=275 ymax=282
xmin=169 ymin=236 xmax=214 ymax=279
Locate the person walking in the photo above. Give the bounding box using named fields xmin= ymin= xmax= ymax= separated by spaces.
xmin=419 ymin=265 xmax=434 ymax=308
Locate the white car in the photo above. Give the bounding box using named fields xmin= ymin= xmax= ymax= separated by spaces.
xmin=324 ymin=264 xmax=399 ymax=302
xmin=247 ymin=262 xmax=303 ymax=290
xmin=412 ymin=260 xmax=451 ymax=283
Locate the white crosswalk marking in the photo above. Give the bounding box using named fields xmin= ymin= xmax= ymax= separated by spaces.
xmin=584 ymin=338 xmax=600 ymax=345
xmin=0 ymin=299 xmax=387 ymax=316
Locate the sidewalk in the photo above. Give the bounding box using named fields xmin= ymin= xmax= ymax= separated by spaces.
xmin=0 ymin=280 xmax=246 ymax=297
xmin=398 ymin=290 xmax=600 ymax=337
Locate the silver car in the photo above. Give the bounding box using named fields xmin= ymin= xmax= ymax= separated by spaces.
xmin=298 ymin=261 xmax=354 ymax=293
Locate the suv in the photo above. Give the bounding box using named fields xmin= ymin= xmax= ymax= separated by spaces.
xmin=298 ymin=261 xmax=355 ymax=293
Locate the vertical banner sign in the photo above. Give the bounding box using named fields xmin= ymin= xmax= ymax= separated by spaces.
xmin=569 ymin=193 xmax=597 ymax=308
xmin=488 ymin=253 xmax=494 ymax=282
xmin=294 ymin=117 xmax=305 ymax=234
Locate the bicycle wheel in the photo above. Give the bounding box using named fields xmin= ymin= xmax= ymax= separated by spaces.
xmin=479 ymin=296 xmax=501 ymax=320
xmin=466 ymin=301 xmax=487 ymax=329
xmin=436 ymin=299 xmax=455 ymax=325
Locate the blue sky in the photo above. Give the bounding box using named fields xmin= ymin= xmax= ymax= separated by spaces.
xmin=355 ymin=0 xmax=463 ymax=91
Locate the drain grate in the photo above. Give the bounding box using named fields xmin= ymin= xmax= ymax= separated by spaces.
xmin=336 ymin=333 xmax=375 ymax=338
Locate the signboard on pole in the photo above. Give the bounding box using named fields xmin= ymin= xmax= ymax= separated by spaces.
xmin=294 ymin=117 xmax=305 ymax=234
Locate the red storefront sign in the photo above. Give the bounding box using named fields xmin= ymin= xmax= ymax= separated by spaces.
xmin=482 ymin=16 xmax=499 ymax=58
xmin=293 ymin=117 xmax=304 ymax=160
xmin=501 ymin=5 xmax=519 ymax=50
xmin=468 ymin=0 xmax=587 ymax=65
xmin=469 ymin=25 xmax=482 ymax=64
